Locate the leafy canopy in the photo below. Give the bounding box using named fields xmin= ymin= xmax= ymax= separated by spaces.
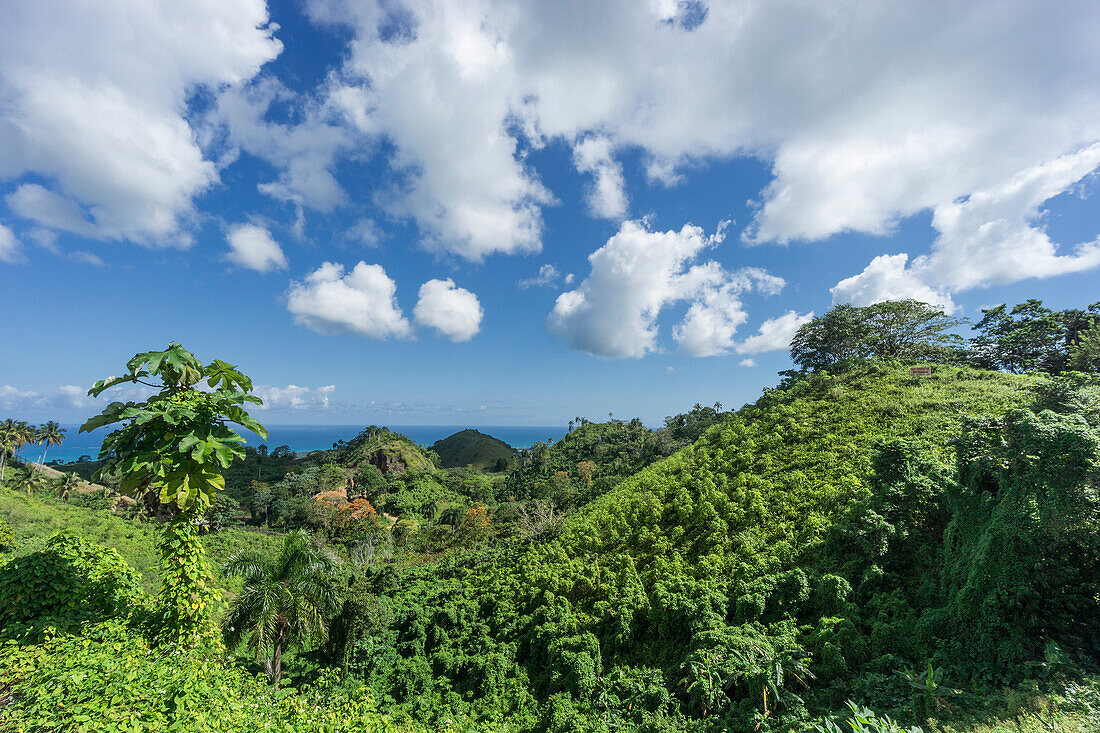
xmin=971 ymin=299 xmax=1100 ymax=374
xmin=80 ymin=343 xmax=268 ymax=512
xmin=791 ymin=300 xmax=963 ymax=372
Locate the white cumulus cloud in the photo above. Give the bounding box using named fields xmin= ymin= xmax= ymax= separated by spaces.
xmin=0 ymin=0 xmax=282 ymax=245
xmin=0 ymin=383 xmax=153 ymax=418
xmin=573 ymin=135 xmax=627 ymax=219
xmin=207 ymin=77 xmax=355 ymax=215
xmin=286 ymin=261 xmax=412 ymax=339
xmin=414 ymin=278 xmax=484 ymax=342
xmin=735 ymin=310 xmax=815 ymax=356
xmin=292 ymin=0 xmax=1100 ymax=273
xmin=548 ymin=219 xmax=783 ymax=358
xmin=226 ymin=223 xmax=288 ymax=273
xmin=833 ymin=145 xmax=1100 ymax=310
xmin=517 ymin=264 xmax=563 ymax=289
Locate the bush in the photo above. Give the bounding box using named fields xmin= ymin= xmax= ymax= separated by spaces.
xmin=0 ymin=531 xmax=148 ymax=631
xmin=0 ymin=516 xmax=14 ymax=552
xmin=0 ymin=620 xmax=427 ymax=732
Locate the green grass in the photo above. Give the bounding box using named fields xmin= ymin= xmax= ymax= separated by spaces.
xmin=0 ymin=481 xmax=283 ymax=595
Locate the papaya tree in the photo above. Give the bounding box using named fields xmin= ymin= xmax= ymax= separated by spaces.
xmin=80 ymin=343 xmax=267 ymax=645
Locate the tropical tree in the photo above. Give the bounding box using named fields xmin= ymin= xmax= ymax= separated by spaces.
xmin=24 ymin=469 xmax=50 ymax=498
xmin=0 ymin=419 xmax=35 ymax=481
xmin=56 ymin=471 xmax=81 ymax=502
xmin=81 ymin=342 xmax=267 ymax=645
xmin=971 ymin=300 xmax=1063 ymax=373
xmin=458 ymin=501 xmax=493 ymax=548
xmin=861 ymin=299 xmax=963 ymax=359
xmin=36 ymin=421 xmax=66 ymax=465
xmin=0 ymin=421 xmax=17 ymax=483
xmin=1070 ymin=321 xmax=1100 ymax=373
xmin=222 ymin=529 xmax=341 ymax=684
xmin=790 ymin=304 xmax=874 ymax=371
xmin=791 ymin=300 xmax=962 ymax=372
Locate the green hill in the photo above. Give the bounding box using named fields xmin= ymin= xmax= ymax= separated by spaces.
xmin=431 ymin=429 xmax=517 ymax=471
xmin=329 ymin=363 xmax=1100 ymax=731
xmin=332 ymin=426 xmax=437 ymax=475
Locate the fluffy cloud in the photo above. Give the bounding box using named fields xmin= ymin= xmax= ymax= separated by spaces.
xmin=831 ymin=253 xmax=955 ymax=311
xmin=346 ymin=218 xmax=384 ymax=247
xmin=0 ymin=0 xmax=281 ymax=245
xmin=294 ymin=0 xmax=1100 ymax=266
xmin=573 ymin=135 xmax=627 ymax=219
xmin=0 ymin=385 xmax=40 ymax=411
xmin=414 ymin=278 xmax=484 ymax=342
xmin=226 ymin=223 xmax=288 ymax=272
xmin=548 ymin=219 xmax=783 ymax=358
xmin=253 ymin=384 xmax=335 ymax=410
xmin=735 ymin=310 xmax=815 ymax=355
xmin=286 ymin=261 xmax=412 ymax=339
xmin=833 ymin=145 xmax=1100 ymax=309
xmin=0 ymin=223 xmax=24 ymax=264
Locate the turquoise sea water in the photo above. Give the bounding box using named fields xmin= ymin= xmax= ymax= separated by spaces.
xmin=39 ymin=424 xmax=569 ymax=464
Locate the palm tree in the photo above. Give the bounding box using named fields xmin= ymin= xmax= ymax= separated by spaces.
xmin=25 ymin=470 xmax=50 ymax=498
xmin=222 ymin=529 xmax=340 ymax=685
xmin=36 ymin=421 xmax=66 ymax=466
xmin=0 ymin=420 xmax=35 ymax=482
xmin=0 ymin=420 xmax=17 ymax=483
xmin=13 ymin=420 xmax=33 ymax=459
xmin=56 ymin=472 xmax=81 ymax=502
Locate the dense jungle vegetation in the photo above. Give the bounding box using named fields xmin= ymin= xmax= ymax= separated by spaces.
xmin=1 ymin=298 xmax=1099 ymax=732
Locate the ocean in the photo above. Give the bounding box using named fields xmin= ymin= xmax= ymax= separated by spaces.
xmin=37 ymin=424 xmax=570 ymax=464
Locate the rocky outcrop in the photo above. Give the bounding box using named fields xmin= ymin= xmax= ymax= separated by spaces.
xmin=367 ymin=448 xmax=410 ymax=475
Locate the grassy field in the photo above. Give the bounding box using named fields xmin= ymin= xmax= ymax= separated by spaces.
xmin=0 ymin=478 xmax=283 ymax=595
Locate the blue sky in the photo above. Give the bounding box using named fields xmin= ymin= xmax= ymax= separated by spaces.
xmin=1 ymin=0 xmax=1099 ymax=426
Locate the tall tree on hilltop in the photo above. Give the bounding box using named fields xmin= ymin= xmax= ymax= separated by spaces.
xmin=1070 ymin=321 xmax=1100 ymax=373
xmin=971 ymin=300 xmax=1100 ymax=374
xmin=861 ymin=300 xmax=963 ymax=359
xmin=791 ymin=300 xmax=963 ymax=372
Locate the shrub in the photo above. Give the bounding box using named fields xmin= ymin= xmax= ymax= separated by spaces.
xmin=0 ymin=620 xmax=423 ymax=732
xmin=0 ymin=516 xmax=14 ymax=552
xmin=0 ymin=531 xmax=147 ymax=631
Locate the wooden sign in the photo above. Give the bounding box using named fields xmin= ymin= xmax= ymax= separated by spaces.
xmin=910 ymin=366 xmax=933 ymax=377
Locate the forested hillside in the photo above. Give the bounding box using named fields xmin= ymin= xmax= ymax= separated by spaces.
xmin=1 ymin=306 xmax=1099 ymax=732
xmin=328 ymin=363 xmax=1099 ymax=731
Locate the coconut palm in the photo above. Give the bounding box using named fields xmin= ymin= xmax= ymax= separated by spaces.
xmin=36 ymin=421 xmax=66 ymax=465
xmin=0 ymin=419 xmax=33 ymax=482
xmin=222 ymin=529 xmax=340 ymax=685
